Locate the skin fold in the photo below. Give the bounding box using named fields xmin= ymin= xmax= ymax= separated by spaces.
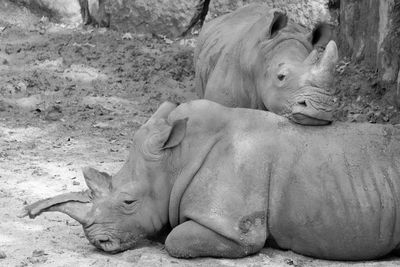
xmin=22 ymin=100 xmax=400 ymax=260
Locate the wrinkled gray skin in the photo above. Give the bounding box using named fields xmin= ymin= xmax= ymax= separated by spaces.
xmin=22 ymin=100 xmax=400 ymax=260
xmin=195 ymin=4 xmax=338 ymax=125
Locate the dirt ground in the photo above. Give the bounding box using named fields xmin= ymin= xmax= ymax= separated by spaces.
xmin=2 ymin=6 xmax=400 ymax=267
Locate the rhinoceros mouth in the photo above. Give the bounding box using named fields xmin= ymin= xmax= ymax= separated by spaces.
xmin=289 ymin=88 xmax=335 ymax=125
xmin=290 ymin=100 xmax=333 ymax=125
xmin=92 ymin=235 xmax=122 ymax=253
xmin=289 ymin=99 xmax=333 ymax=125
xmin=290 ymin=112 xmax=331 ymax=126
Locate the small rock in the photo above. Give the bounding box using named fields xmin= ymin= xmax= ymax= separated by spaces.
xmin=98 ymin=28 xmax=107 ymax=34
xmin=44 ymin=105 xmax=63 ymax=121
xmin=72 ymin=181 xmax=80 ymax=186
xmin=0 ymin=250 xmax=6 ymax=259
xmin=93 ymin=122 xmax=111 ymax=129
xmin=40 ymin=16 xmax=49 ymax=23
xmin=13 ymin=95 xmax=41 ymax=110
xmin=16 ymin=82 xmax=27 ymax=93
xmin=122 ymin=32 xmax=133 ymax=40
xmin=163 ymin=36 xmax=173 ymax=44
xmin=284 ymin=258 xmax=295 ymax=265
xmin=32 ymin=249 xmax=47 ymax=257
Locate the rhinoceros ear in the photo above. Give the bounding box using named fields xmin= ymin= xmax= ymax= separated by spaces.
xmin=269 ymin=11 xmax=288 ymax=38
xmin=82 ymin=167 xmax=112 ymax=198
xmin=149 ymin=101 xmax=178 ymax=122
xmin=309 ymin=22 xmax=333 ymax=48
xmin=145 ymin=118 xmax=188 ymax=157
xmin=162 ymin=118 xmax=188 ymax=149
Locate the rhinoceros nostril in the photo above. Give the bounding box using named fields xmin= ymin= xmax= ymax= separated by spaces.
xmin=94 ymin=236 xmax=121 ymax=252
xmin=99 ymin=239 xmax=108 ymax=244
xmin=94 ymin=235 xmax=110 ymax=246
xmin=297 ymin=100 xmax=307 ymax=107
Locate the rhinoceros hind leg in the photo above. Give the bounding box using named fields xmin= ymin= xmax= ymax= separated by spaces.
xmin=165 ymin=220 xmax=258 ymax=258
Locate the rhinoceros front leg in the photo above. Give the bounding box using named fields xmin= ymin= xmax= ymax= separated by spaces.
xmin=165 ymin=220 xmax=255 ymax=258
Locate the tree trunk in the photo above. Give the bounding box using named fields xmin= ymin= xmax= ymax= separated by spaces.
xmin=181 ymin=0 xmax=211 ymax=36
xmin=338 ymin=0 xmax=400 ymax=91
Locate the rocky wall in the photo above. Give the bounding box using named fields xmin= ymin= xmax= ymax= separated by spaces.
xmin=270 ymin=0 xmax=335 ymax=28
xmin=103 ymin=0 xmax=333 ymax=37
xmin=13 ymin=0 xmax=334 ymax=36
xmin=14 ymin=0 xmax=81 ymax=24
xmin=104 ymin=0 xmax=198 ymax=36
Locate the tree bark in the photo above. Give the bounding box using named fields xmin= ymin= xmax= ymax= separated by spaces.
xmin=181 ymin=0 xmax=211 ymax=36
xmin=78 ymin=0 xmax=92 ymax=25
xmin=338 ymin=0 xmax=400 ymax=90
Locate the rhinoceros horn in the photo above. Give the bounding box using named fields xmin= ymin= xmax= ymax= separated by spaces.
xmin=303 ymin=49 xmax=319 ymax=66
xmin=18 ymin=190 xmax=93 ymax=225
xmin=311 ymin=40 xmax=338 ymax=76
xmin=19 ymin=167 xmax=113 ymax=226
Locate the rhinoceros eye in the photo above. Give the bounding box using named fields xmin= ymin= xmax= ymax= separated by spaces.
xmin=123 ymin=200 xmax=136 ymax=205
xmin=277 ymin=74 xmax=286 ymax=81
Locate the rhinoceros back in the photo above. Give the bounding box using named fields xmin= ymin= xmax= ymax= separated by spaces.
xmin=268 ymin=123 xmax=400 ymax=260
xmin=195 ymin=5 xmax=280 ymax=107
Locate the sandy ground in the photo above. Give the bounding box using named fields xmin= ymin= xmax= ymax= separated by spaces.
xmin=1 ymin=7 xmax=400 ymax=267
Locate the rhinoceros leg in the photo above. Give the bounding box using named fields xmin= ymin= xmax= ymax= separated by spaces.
xmin=165 ymin=220 xmax=255 ymax=258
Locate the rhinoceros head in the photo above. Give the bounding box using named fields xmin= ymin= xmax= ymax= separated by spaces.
xmin=256 ymin=14 xmax=338 ymax=125
xmin=20 ymin=102 xmax=187 ymax=253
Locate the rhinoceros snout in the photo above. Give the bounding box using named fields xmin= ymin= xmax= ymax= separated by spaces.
xmin=96 ymin=238 xmax=121 ymax=253
xmin=88 ymin=232 xmax=122 ymax=253
xmin=287 ymin=85 xmax=337 ymax=125
xmin=289 ymin=97 xmax=334 ymax=125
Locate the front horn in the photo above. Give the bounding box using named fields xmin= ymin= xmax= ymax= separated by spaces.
xmin=19 ymin=190 xmax=93 ymax=226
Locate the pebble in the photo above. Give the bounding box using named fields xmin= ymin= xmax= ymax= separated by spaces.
xmin=32 ymin=249 xmax=46 ymax=257
xmin=44 ymin=105 xmax=63 ymax=121
xmin=93 ymin=122 xmax=112 ymax=129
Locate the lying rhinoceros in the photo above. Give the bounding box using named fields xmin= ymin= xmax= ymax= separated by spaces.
xmin=22 ymin=100 xmax=400 ymax=260
xmin=195 ymin=4 xmax=338 ymax=125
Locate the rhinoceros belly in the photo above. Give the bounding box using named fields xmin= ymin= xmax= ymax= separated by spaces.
xmin=268 ymin=135 xmax=400 ymax=260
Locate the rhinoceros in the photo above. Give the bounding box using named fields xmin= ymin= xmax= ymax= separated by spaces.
xmin=22 ymin=100 xmax=400 ymax=260
xmin=195 ymin=4 xmax=338 ymax=126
